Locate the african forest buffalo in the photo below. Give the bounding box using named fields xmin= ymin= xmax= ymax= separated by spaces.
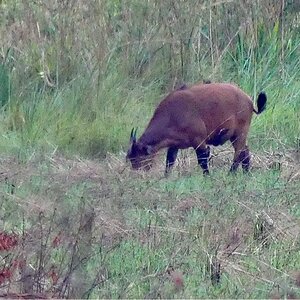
xmin=126 ymin=82 xmax=267 ymax=175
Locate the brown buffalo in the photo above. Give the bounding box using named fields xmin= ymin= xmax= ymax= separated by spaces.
xmin=126 ymin=82 xmax=267 ymax=175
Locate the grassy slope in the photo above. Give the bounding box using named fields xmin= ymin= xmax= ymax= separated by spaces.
xmin=1 ymin=60 xmax=300 ymax=298
xmin=0 ymin=1 xmax=300 ymax=299
xmin=0 ymin=83 xmax=299 ymax=298
xmin=1 ymin=152 xmax=300 ymax=298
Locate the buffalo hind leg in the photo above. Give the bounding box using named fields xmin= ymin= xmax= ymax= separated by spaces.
xmin=165 ymin=147 xmax=179 ymax=175
xmin=240 ymin=146 xmax=251 ymax=172
xmin=230 ymin=136 xmax=250 ymax=172
xmin=195 ymin=146 xmax=210 ymax=175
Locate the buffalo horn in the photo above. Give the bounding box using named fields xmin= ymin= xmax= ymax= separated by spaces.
xmin=130 ymin=127 xmax=137 ymax=143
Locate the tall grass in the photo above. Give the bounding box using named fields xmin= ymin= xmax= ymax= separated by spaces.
xmin=0 ymin=0 xmax=299 ymax=158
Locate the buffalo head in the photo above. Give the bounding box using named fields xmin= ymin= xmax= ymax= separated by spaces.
xmin=126 ymin=128 xmax=153 ymax=170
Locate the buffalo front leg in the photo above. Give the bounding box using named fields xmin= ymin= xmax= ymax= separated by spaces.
xmin=195 ymin=146 xmax=210 ymax=175
xmin=165 ymin=147 xmax=179 ymax=175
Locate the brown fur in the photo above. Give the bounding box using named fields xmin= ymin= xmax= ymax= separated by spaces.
xmin=127 ymin=83 xmax=267 ymax=174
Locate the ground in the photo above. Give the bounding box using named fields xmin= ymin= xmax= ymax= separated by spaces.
xmin=0 ymin=146 xmax=299 ymax=298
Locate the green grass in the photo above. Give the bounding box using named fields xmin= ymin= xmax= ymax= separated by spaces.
xmin=1 ymin=62 xmax=299 ymax=298
xmin=1 ymin=68 xmax=299 ymax=160
xmin=0 ymin=153 xmax=299 ymax=298
xmin=0 ymin=0 xmax=300 ymax=298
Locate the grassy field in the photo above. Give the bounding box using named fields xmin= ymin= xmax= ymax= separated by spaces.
xmin=1 ymin=151 xmax=300 ymax=298
xmin=0 ymin=0 xmax=300 ymax=299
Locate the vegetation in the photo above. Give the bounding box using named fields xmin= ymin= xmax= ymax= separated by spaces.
xmin=0 ymin=0 xmax=299 ymax=298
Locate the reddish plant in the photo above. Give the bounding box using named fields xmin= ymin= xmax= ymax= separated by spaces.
xmin=49 ymin=266 xmax=59 ymax=285
xmin=0 ymin=232 xmax=18 ymax=251
xmin=0 ymin=267 xmax=12 ymax=285
xmin=52 ymin=231 xmax=63 ymax=248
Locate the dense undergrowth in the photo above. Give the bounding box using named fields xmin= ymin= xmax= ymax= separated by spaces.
xmin=0 ymin=0 xmax=299 ymax=158
xmin=0 ymin=0 xmax=299 ymax=298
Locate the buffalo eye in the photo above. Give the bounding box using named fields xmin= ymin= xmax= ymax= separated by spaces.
xmin=142 ymin=145 xmax=153 ymax=155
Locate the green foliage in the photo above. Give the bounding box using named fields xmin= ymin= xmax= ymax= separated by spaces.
xmin=0 ymin=64 xmax=9 ymax=107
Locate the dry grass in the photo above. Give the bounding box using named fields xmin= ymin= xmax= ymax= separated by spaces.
xmin=0 ymin=149 xmax=299 ymax=298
